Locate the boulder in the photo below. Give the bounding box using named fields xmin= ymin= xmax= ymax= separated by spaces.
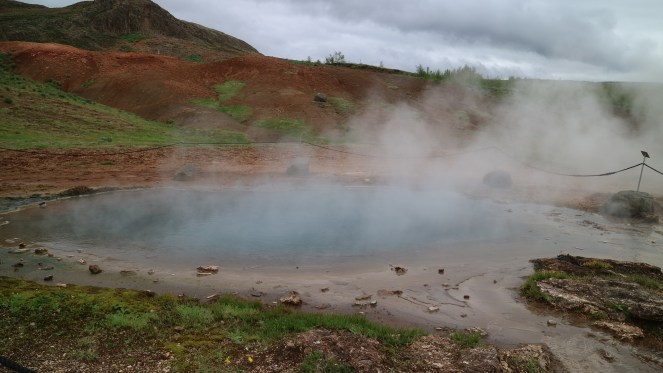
xmin=173 ymin=164 xmax=196 ymax=181
xmin=601 ymin=190 xmax=659 ymax=221
xmin=313 ymin=92 xmax=327 ymax=102
xmin=482 ymin=170 xmax=512 ymax=188
xmin=286 ymin=157 xmax=309 ymax=176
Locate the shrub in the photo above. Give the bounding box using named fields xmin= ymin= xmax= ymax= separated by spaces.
xmin=325 ymin=51 xmax=346 ymax=64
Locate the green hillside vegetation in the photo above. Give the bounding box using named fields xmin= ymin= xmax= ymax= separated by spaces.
xmin=0 ymin=52 xmax=249 ymax=149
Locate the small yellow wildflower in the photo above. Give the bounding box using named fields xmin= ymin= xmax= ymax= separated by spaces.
xmin=248 ymin=356 xmax=253 ymax=363
xmin=224 ymin=357 xmax=231 ymax=365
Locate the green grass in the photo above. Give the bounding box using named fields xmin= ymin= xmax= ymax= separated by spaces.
xmin=520 ymin=271 xmax=568 ymax=302
xmin=218 ymin=105 xmax=253 ymax=122
xmin=255 ymin=117 xmax=310 ymax=139
xmin=120 ymin=33 xmax=151 ymax=43
xmin=0 ymin=276 xmax=424 ymax=370
xmin=449 ymin=332 xmax=482 ymax=349
xmin=190 ymin=80 xmax=253 ymax=122
xmin=328 ymin=97 xmax=356 ymax=113
xmin=176 ymin=305 xmax=214 ymax=330
xmin=628 ymin=275 xmax=663 ymax=291
xmin=214 ymin=80 xmax=245 ymax=104
xmin=0 ymin=57 xmax=250 ymax=148
xmin=300 ymin=350 xmax=353 ymax=373
xmin=183 ymin=54 xmax=204 ymax=63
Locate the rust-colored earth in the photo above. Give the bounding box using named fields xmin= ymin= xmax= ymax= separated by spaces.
xmin=0 ymin=41 xmax=497 ymax=202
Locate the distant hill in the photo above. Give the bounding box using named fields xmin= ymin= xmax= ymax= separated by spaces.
xmin=0 ymin=0 xmax=259 ymax=60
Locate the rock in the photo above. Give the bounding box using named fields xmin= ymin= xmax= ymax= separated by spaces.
xmin=601 ymin=190 xmax=660 ymax=221
xmin=174 ymin=326 xmax=184 ymax=333
xmin=392 ymin=266 xmax=408 ymax=275
xmin=463 ymin=294 xmax=470 ymax=300
xmin=320 ymin=287 xmax=329 ymax=293
xmin=438 ymin=268 xmax=445 ymax=274
xmin=89 ymin=264 xmax=102 ymax=274
xmin=205 ymin=293 xmax=219 ymax=301
xmin=427 ymin=306 xmax=440 ymax=313
xmin=55 ymin=283 xmax=67 ymax=288
xmin=355 ymin=294 xmax=372 ymax=301
xmin=43 ymin=275 xmax=53 ymax=282
xmin=147 ymin=269 xmax=155 ymax=275
xmin=370 ymin=300 xmax=378 ymax=307
xmin=483 ymin=170 xmax=512 ymax=188
xmin=593 ymin=321 xmax=644 ymax=341
xmin=547 ymin=319 xmax=557 ymax=327
xmin=314 ymin=92 xmax=327 ymax=102
xmin=599 ymin=349 xmax=615 ymax=362
xmin=12 ymin=262 xmax=24 ymax=268
xmin=173 ymin=164 xmax=196 ymax=181
xmin=18 ymin=242 xmax=26 ymax=249
xmin=537 ymin=278 xmax=663 ymax=321
xmin=34 ymin=248 xmax=48 ymax=255
xmin=286 ymin=157 xmax=309 ymax=176
xmin=250 ymin=289 xmax=264 ymax=297
xmin=465 ymin=327 xmax=488 ymax=336
xmin=78 ymin=259 xmax=86 ymax=264
xmin=279 ymin=291 xmax=302 ymax=306
xmin=196 ymin=265 xmax=219 ymax=274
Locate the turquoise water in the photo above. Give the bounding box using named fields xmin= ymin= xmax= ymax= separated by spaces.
xmin=0 ymin=187 xmax=521 ymax=264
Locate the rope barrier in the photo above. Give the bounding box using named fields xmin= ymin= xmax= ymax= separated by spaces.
xmin=645 ymin=163 xmax=663 ymax=176
xmin=0 ymin=142 xmax=659 ymax=179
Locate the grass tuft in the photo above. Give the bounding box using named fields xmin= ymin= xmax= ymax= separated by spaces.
xmin=449 ymin=332 xmax=482 ymax=349
xmin=520 ymin=271 xmax=568 ymax=302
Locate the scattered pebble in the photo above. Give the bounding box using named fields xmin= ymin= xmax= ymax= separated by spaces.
xmin=435 ymin=327 xmax=443 ymax=331
xmin=78 ymin=259 xmax=86 ymax=264
xmin=438 ymin=268 xmax=445 ymax=274
xmin=55 ymin=283 xmax=67 ymax=288
xmin=369 ymin=300 xmax=377 ymax=307
xmin=147 ymin=269 xmax=155 ymax=275
xmin=205 ymin=293 xmax=220 ymax=301
xmin=320 ymin=287 xmax=329 ymax=293
xmin=34 ymin=248 xmax=49 ymax=255
xmin=43 ymin=275 xmax=53 ymax=282
xmin=442 ymin=283 xmax=450 ymax=287
xmin=427 ymin=306 xmax=439 ymax=313
xmin=547 ymin=320 xmax=558 ymax=327
xmin=88 ymin=264 xmax=102 ymax=274
xmin=250 ymin=289 xmax=264 ymax=297
xmin=463 ymin=295 xmax=470 ymax=300
xmin=460 ymin=314 xmax=468 ymax=318
xmin=196 ymin=265 xmax=219 ymax=274
xmin=392 ymin=265 xmax=408 ymax=275
xmin=355 ymin=294 xmax=372 ymax=301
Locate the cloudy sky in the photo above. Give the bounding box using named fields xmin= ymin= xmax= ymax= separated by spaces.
xmin=21 ymin=0 xmax=663 ymax=82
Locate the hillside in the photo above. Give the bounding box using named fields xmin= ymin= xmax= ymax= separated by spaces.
xmin=0 ymin=0 xmax=258 ymax=60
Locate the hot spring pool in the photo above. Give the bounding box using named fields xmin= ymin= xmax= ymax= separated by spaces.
xmin=0 ymin=186 xmax=524 ymax=267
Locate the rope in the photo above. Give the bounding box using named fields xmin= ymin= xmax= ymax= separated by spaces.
xmin=645 ymin=163 xmax=663 ymax=175
xmin=0 ymin=355 xmax=37 ymax=373
xmin=0 ymin=142 xmax=658 ymax=178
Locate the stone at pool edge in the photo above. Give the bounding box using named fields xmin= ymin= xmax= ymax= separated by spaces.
xmin=601 ymin=190 xmax=660 ymax=222
xmin=89 ymin=264 xmax=103 ymax=274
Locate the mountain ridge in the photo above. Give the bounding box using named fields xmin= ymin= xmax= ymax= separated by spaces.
xmin=0 ymin=0 xmax=259 ymax=60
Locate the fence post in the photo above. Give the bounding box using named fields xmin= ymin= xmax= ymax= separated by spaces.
xmin=637 ymin=151 xmax=650 ymax=192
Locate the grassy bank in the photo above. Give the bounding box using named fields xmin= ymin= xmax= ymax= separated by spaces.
xmin=0 ymin=276 xmax=423 ymax=371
